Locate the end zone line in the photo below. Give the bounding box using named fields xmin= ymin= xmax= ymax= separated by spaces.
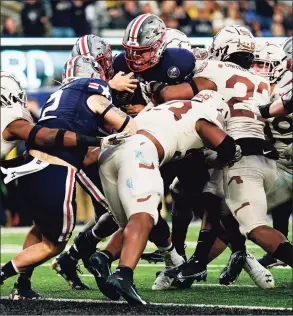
xmin=0 ymin=297 xmax=290 ymax=311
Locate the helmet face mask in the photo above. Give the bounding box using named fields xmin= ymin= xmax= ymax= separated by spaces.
xmin=252 ymin=41 xmax=288 ymax=83
xmin=72 ymin=35 xmax=113 ymax=80
xmin=123 ymin=14 xmax=166 ymax=72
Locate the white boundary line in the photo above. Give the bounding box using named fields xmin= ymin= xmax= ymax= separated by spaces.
xmin=0 ymin=297 xmax=290 ymax=311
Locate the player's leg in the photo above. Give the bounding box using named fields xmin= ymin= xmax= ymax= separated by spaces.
xmin=259 ymin=166 xmax=292 ymax=267
xmin=10 ymin=224 xmax=42 ymax=300
xmin=53 ymin=166 xmax=118 ymax=289
xmin=98 ymin=136 xmax=163 ymax=304
xmin=224 ymin=156 xmax=293 ymax=268
xmin=0 ymin=164 xmax=78 ymax=291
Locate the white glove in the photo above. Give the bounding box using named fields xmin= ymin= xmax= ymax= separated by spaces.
xmin=101 ymin=129 xmax=132 ymax=149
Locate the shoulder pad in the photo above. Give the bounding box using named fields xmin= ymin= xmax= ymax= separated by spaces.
xmin=162 ymin=48 xmax=196 ymax=83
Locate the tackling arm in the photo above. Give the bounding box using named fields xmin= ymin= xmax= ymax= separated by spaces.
xmin=5 ymin=119 xmax=103 ymax=148
xmin=259 ymin=89 xmax=293 ymax=118
xmin=151 ymin=78 xmax=217 ymax=104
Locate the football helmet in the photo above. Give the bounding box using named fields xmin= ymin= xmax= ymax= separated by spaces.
xmin=164 ymin=28 xmax=192 ymax=50
xmin=0 ymin=71 xmax=27 ymax=108
xmin=62 ymin=56 xmax=106 ymax=82
xmin=281 ymin=36 xmax=292 ymax=71
xmin=209 ymin=25 xmax=255 ymax=69
xmin=72 ymin=35 xmax=113 ymax=80
xmin=252 ymin=41 xmax=287 ymax=83
xmin=122 ymin=14 xmax=166 ymax=72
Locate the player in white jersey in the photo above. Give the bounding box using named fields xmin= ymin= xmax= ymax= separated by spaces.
xmin=252 ymin=40 xmax=293 ymax=268
xmin=93 ymin=90 xmax=240 ymax=304
xmin=164 ymin=28 xmax=192 ymax=51
xmin=150 ymin=25 xmax=293 ymax=283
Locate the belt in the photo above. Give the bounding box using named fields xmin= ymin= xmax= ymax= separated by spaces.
xmin=29 ymin=150 xmax=77 ymax=171
xmin=231 ymin=109 xmax=265 ymax=122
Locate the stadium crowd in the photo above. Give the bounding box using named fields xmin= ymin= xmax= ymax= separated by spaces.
xmin=1 ymin=0 xmax=293 ymax=38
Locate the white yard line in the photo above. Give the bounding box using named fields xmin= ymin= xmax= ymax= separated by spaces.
xmin=0 ymin=297 xmax=290 ymax=311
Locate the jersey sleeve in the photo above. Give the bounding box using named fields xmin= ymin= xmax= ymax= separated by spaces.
xmin=87 ymin=78 xmax=112 ymax=103
xmin=194 ymin=60 xmax=218 ymax=81
xmin=1 ymin=106 xmax=33 ymax=134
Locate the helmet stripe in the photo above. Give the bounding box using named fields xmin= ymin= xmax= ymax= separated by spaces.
xmin=80 ymin=35 xmax=89 ymax=56
xmin=129 ymin=14 xmax=151 ymax=42
xmin=66 ymin=56 xmax=79 ymax=78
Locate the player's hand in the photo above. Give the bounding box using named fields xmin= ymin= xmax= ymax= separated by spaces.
xmin=101 ymin=129 xmax=132 ymax=149
xmin=109 ymin=71 xmax=138 ymax=93
xmin=83 ymin=146 xmax=101 ymax=167
xmin=125 ymin=104 xmax=145 ymax=117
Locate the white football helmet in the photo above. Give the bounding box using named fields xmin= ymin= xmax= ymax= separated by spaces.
xmin=252 ymin=41 xmax=287 ymax=83
xmin=209 ymin=25 xmax=255 ymax=69
xmin=164 ymin=28 xmax=192 ymax=51
xmin=0 ymin=71 xmax=27 ymax=108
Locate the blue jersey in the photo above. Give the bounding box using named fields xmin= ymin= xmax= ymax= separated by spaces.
xmin=113 ymin=48 xmax=196 ymax=106
xmin=32 ymin=78 xmax=112 ymax=169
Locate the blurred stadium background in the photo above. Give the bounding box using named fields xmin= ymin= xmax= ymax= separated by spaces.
xmin=1 ymin=0 xmax=292 ymax=227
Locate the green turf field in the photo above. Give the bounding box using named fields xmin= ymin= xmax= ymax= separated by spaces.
xmin=0 ymin=223 xmax=292 ymax=312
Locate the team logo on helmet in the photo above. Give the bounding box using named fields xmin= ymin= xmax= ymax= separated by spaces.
xmin=167 ymin=66 xmax=180 ymax=79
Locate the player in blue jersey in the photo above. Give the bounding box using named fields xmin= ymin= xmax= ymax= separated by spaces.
xmin=0 ymin=56 xmax=136 ymax=299
xmin=112 ymin=14 xmax=196 ymax=115
xmin=50 ymin=35 xmax=141 ymax=292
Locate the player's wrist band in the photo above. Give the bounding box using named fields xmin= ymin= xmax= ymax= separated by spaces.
xmin=259 ymin=103 xmax=272 ymax=118
xmin=76 ymin=134 xmax=101 ymax=147
xmin=153 ymin=82 xmax=167 ymax=105
xmin=187 ymin=80 xmax=199 ymax=96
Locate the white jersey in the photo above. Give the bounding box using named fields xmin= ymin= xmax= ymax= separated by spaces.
xmin=0 ymin=104 xmax=32 ymax=159
xmin=135 ymin=90 xmax=227 ymax=165
xmin=195 ymin=60 xmax=271 ymax=140
xmin=268 ymin=70 xmax=292 ymax=171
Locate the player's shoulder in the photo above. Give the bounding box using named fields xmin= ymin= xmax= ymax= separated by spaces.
xmin=160 ymin=48 xmax=196 ymax=82
xmin=113 ymin=52 xmax=130 ymax=74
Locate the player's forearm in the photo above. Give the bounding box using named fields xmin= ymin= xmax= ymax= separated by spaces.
xmin=259 ymin=90 xmax=292 ymax=118
xmin=160 ymin=82 xmax=194 ymax=102
xmin=32 ymin=127 xmax=102 ymax=148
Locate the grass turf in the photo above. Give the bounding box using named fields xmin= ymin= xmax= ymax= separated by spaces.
xmin=0 ymin=223 xmax=292 ymax=310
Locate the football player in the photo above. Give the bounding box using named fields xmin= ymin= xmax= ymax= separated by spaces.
xmin=150 ymin=25 xmax=293 ymax=284
xmin=52 ymin=35 xmax=139 ymax=291
xmin=113 ymin=14 xmax=196 ymax=116
xmin=0 ymin=70 xmax=121 ymax=299
xmin=251 ymin=41 xmax=292 ymax=268
xmin=90 ymin=90 xmax=240 ymax=305
xmin=0 ymin=57 xmax=136 ymax=298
